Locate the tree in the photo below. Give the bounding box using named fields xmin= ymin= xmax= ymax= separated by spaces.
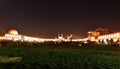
xmin=0 ymin=30 xmax=5 ymax=36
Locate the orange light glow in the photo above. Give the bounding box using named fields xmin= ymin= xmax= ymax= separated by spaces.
xmin=8 ymin=29 xmax=18 ymax=35
xmin=98 ymin=32 xmax=120 ymax=42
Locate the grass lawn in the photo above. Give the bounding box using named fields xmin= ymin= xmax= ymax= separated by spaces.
xmin=0 ymin=43 xmax=120 ymax=69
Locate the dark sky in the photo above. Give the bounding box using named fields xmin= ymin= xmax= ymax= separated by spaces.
xmin=0 ymin=0 xmax=120 ymax=38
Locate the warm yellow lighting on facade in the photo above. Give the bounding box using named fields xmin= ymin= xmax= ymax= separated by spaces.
xmin=98 ymin=32 xmax=120 ymax=42
xmin=8 ymin=29 xmax=18 ymax=35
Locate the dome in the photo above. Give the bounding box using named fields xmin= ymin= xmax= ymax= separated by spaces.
xmin=8 ymin=29 xmax=18 ymax=35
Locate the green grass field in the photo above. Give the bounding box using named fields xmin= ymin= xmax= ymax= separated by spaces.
xmin=0 ymin=42 xmax=120 ymax=69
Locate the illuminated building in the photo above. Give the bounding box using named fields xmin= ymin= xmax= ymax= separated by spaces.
xmin=8 ymin=29 xmax=18 ymax=35
xmin=81 ymin=28 xmax=120 ymax=45
xmin=95 ymin=28 xmax=108 ymax=35
xmin=87 ymin=28 xmax=108 ymax=41
xmin=0 ymin=29 xmax=45 ymax=42
xmin=88 ymin=31 xmax=100 ymax=41
xmin=67 ymin=34 xmax=73 ymax=40
xmin=4 ymin=29 xmax=22 ymax=41
xmin=0 ymin=30 xmax=80 ymax=42
xmin=1 ymin=28 xmax=120 ymax=45
xmin=98 ymin=32 xmax=120 ymax=44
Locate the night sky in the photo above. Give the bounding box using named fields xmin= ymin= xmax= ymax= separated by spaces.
xmin=0 ymin=0 xmax=120 ymax=38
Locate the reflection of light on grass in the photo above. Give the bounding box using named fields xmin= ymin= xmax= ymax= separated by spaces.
xmin=0 ymin=56 xmax=22 ymax=63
